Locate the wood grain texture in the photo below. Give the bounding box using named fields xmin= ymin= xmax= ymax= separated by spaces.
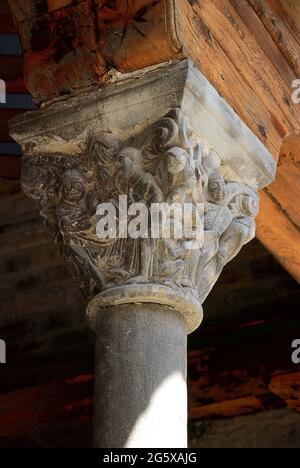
xmin=269 ymin=373 xmax=300 ymax=413
xmin=96 ymin=0 xmax=181 ymax=72
xmin=175 ymin=0 xmax=299 ymax=156
xmin=257 ymin=188 xmax=300 ymax=282
xmin=249 ymin=0 xmax=300 ymax=74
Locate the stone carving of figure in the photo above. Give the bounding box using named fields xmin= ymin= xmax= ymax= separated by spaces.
xmin=21 ymin=110 xmax=260 ymax=304
xmin=160 ymin=146 xmax=199 ymax=205
xmin=116 ymin=147 xmax=164 ymax=283
xmin=156 ymin=144 xmax=205 ymax=288
xmin=199 ymin=191 xmax=259 ymax=302
xmin=159 ymin=226 xmax=187 ymax=286
xmin=57 ymin=168 xmax=94 ymax=233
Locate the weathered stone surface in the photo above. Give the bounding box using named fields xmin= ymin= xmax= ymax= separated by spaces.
xmin=10 ymin=60 xmax=276 ymax=189
xmin=18 ymin=107 xmax=262 ymax=333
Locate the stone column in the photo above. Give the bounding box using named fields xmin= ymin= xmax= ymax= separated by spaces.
xmin=93 ymin=304 xmax=187 ymax=448
xmin=10 ymin=60 xmax=276 ymax=448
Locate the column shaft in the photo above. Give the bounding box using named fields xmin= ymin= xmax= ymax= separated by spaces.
xmin=93 ymin=303 xmax=187 ymax=448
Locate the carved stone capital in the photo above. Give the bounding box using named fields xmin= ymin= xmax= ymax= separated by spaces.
xmin=11 ymin=60 xmax=276 ymax=333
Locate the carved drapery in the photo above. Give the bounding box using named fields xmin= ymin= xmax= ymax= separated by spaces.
xmin=21 ymin=109 xmax=259 ymax=332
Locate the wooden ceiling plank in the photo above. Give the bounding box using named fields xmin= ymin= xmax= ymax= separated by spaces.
xmin=248 ymin=0 xmax=300 ymax=75
xmin=268 ymin=166 xmax=300 ymax=229
xmin=190 ymin=0 xmax=299 ymax=134
xmin=190 ymin=396 xmax=264 ymax=420
xmin=257 ymin=190 xmax=300 ymax=283
xmin=267 ymin=0 xmax=300 ymax=45
xmin=229 ymin=0 xmax=296 ymax=85
xmin=175 ymin=0 xmax=283 ymax=158
xmin=269 ymin=372 xmax=300 ymax=413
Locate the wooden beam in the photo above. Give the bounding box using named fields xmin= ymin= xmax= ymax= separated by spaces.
xmin=8 ymin=0 xmax=108 ymax=101
xmin=96 ymin=0 xmax=179 ymax=72
xmin=171 ymin=0 xmax=300 ymax=282
xmin=257 ymin=132 xmax=300 ymax=282
xmin=269 ymin=372 xmax=300 ymax=413
xmin=7 ymin=1 xmax=299 ymax=154
xmin=175 ymin=0 xmax=299 ymax=157
xmin=248 ymin=0 xmax=300 ymax=75
xmin=278 ymin=132 xmax=300 ymax=166
xmin=257 ymin=187 xmax=300 ymax=283
xmin=190 ymin=396 xmax=264 ymax=420
xmin=0 ymin=374 xmax=94 ymax=438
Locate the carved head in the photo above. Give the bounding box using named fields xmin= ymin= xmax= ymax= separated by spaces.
xmin=117 ymin=147 xmax=143 ymax=176
xmin=61 ymin=169 xmax=86 ymax=204
xmin=165 ymin=147 xmax=187 ymax=175
xmin=22 ymin=163 xmax=51 ymax=201
xmin=208 ymin=174 xmax=226 ymax=202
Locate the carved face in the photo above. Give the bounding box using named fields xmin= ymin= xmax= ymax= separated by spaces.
xmin=62 ymin=170 xmax=86 ymax=203
xmin=22 ymin=164 xmax=50 ymax=200
xmin=208 ymin=177 xmax=226 ymax=202
xmin=166 ymin=147 xmax=187 ymax=175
